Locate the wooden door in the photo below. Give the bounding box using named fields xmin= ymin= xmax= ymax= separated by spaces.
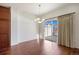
xmin=0 ymin=6 xmax=10 ymax=51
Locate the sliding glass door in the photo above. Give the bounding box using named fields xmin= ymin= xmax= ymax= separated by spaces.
xmin=44 ymin=18 xmax=58 ymax=43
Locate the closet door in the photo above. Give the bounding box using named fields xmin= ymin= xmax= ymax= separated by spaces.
xmin=0 ymin=6 xmax=10 ymax=51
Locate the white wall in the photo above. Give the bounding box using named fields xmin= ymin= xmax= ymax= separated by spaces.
xmin=11 ymin=7 xmax=38 ymax=45
xmin=11 ymin=7 xmax=18 ymax=45
xmin=40 ymin=4 xmax=79 ymax=48
xmin=18 ymin=12 xmax=37 ymax=43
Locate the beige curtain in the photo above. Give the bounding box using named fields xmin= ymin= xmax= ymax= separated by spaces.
xmin=58 ymin=14 xmax=73 ymax=48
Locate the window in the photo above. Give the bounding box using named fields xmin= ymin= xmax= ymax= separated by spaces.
xmin=44 ymin=21 xmax=52 ymax=37
xmin=44 ymin=18 xmax=58 ymax=37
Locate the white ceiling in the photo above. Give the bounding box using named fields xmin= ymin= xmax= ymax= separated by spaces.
xmin=0 ymin=3 xmax=67 ymax=16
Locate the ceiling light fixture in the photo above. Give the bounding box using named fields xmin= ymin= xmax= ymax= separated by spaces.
xmin=34 ymin=4 xmax=45 ymax=23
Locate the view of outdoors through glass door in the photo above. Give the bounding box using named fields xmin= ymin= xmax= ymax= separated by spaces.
xmin=44 ymin=18 xmax=58 ymax=43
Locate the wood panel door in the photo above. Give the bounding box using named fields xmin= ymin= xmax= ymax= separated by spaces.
xmin=0 ymin=6 xmax=10 ymax=51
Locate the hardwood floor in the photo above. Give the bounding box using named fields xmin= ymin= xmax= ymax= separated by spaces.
xmin=0 ymin=39 xmax=79 ymax=55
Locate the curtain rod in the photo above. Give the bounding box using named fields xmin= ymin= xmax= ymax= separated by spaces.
xmin=45 ymin=12 xmax=75 ymax=20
